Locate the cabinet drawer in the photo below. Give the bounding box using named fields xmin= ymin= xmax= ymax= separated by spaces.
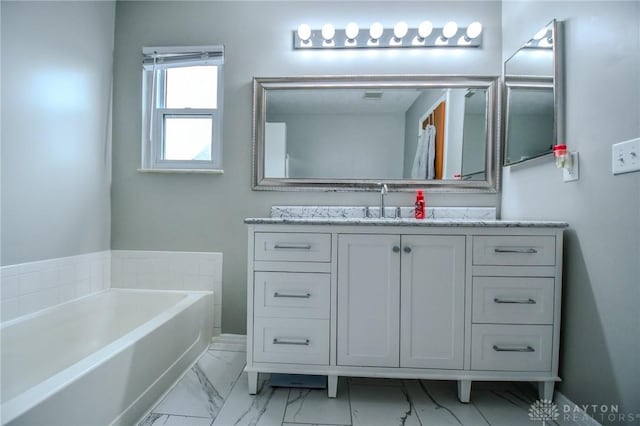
xmin=254 ymin=272 xmax=330 ymax=319
xmin=253 ymin=318 xmax=329 ymax=365
xmin=471 ymin=324 xmax=552 ymax=371
xmin=254 ymin=232 xmax=331 ymax=262
xmin=473 ymin=236 xmax=555 ymax=266
xmin=472 ymin=277 xmax=554 ymax=324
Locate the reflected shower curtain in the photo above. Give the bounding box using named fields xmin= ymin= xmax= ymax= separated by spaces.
xmin=411 ymin=124 xmax=436 ymax=179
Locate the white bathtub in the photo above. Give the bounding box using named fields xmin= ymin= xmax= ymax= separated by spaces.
xmin=1 ymin=289 xmax=214 ymax=426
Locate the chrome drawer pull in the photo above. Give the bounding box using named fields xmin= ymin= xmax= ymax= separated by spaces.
xmin=494 ymin=297 xmax=536 ymax=304
xmin=273 ymin=338 xmax=310 ymax=346
xmin=493 ymin=345 xmax=535 ymax=352
xmin=273 ymin=292 xmax=311 ymax=299
xmin=273 ymin=243 xmax=312 ymax=250
xmin=494 ymin=248 xmax=538 ymax=254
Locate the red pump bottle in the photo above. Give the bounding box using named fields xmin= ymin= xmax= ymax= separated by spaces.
xmin=414 ymin=190 xmax=426 ymax=219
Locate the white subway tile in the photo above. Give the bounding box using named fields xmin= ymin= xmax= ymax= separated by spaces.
xmin=111 ymin=257 xmax=123 ymax=287
xmin=41 ymin=267 xmax=61 ymax=289
xmin=213 ymin=282 xmax=223 ymax=305
xmin=170 ymin=254 xmax=199 ymax=275
xmin=1 ymin=251 xmax=110 ymax=320
xmin=90 ymin=276 xmax=103 ymax=293
xmin=1 ymin=264 xmax=21 ymax=278
xmin=20 ymin=261 xmax=40 ymax=274
xmin=1 ymin=275 xmax=20 ymax=300
xmin=59 ymin=284 xmax=77 ymax=303
xmin=77 ymin=261 xmax=92 ymax=280
xmin=136 ymin=273 xmax=156 ymax=290
xmin=214 ymin=304 xmax=222 ymax=328
xmin=199 ymin=258 xmax=219 ymax=276
xmin=19 ymin=271 xmax=42 ymax=295
xmin=151 ymin=259 xmax=171 ymax=276
xmin=1 ymin=298 xmax=21 ymax=322
xmin=59 ymin=263 xmax=78 ymax=286
xmin=74 ymin=279 xmax=92 ymax=298
xmin=20 ymin=288 xmax=58 ymax=314
xmin=183 ymin=274 xmax=202 ymax=291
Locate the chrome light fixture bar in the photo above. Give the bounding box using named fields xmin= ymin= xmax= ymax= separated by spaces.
xmin=294 ymin=21 xmax=482 ymax=49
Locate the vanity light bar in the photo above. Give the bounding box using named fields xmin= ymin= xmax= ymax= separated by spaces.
xmin=293 ymin=21 xmax=482 ymax=49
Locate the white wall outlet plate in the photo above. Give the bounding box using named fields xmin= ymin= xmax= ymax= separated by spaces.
xmin=612 ymin=137 xmax=640 ymax=175
xmin=563 ymin=152 xmax=579 ymax=182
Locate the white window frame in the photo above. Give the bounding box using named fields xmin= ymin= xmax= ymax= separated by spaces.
xmin=141 ymin=45 xmax=224 ymax=172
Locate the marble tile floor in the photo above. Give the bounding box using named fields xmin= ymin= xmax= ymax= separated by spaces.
xmin=139 ymin=335 xmax=581 ymax=426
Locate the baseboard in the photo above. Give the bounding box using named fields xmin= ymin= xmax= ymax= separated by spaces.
xmin=555 ymin=391 xmax=602 ymax=426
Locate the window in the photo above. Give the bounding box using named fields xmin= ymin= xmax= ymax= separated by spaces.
xmin=141 ymin=46 xmax=224 ymax=172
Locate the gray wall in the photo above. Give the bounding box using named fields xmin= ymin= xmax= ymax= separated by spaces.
xmin=501 ymin=1 xmax=640 ymax=421
xmin=1 ymin=1 xmax=115 ymax=266
xmin=269 ymin=113 xmax=405 ymax=179
xmin=111 ymin=1 xmax=503 ymax=333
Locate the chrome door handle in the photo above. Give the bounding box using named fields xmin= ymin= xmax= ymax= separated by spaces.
xmin=273 ymin=338 xmax=310 ymax=346
xmin=274 ymin=243 xmax=312 ymax=250
xmin=273 ymin=292 xmax=311 ymax=299
xmin=392 ymin=246 xmax=400 ymax=253
xmin=493 ymin=345 xmax=535 ymax=352
xmin=494 ymin=248 xmax=538 ymax=254
xmin=403 ymin=246 xmax=412 ymax=253
xmin=494 ymin=298 xmax=536 ymax=304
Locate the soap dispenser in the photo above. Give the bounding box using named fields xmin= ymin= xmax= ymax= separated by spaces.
xmin=415 ymin=190 xmax=425 ymax=219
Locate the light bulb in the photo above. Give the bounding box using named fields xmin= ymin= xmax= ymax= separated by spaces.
xmin=466 ymin=22 xmax=482 ymax=39
xmin=369 ymin=22 xmax=384 ymax=40
xmin=442 ymin=21 xmax=458 ymax=39
xmin=345 ymin=22 xmax=359 ymax=40
xmin=297 ymin=24 xmax=311 ymax=41
xmin=321 ymin=23 xmax=335 ymax=41
xmin=418 ymin=21 xmax=433 ymax=39
xmin=393 ymin=21 xmax=408 ymax=39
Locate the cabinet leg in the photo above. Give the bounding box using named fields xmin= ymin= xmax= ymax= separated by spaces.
xmin=538 ymin=381 xmax=555 ymax=401
xmin=248 ymin=372 xmax=258 ymax=395
xmin=457 ymin=380 xmax=472 ymax=403
xmin=328 ymin=375 xmax=338 ymax=398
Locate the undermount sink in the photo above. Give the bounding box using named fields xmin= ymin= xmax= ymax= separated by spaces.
xmin=270 ymin=206 xmax=498 ymax=221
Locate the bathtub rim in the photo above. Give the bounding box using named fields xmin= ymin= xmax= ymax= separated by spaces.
xmin=0 ymin=288 xmax=212 ymax=330
xmin=1 ymin=288 xmax=214 ymax=425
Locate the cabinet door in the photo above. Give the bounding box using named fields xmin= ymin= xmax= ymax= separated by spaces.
xmin=400 ymin=235 xmax=465 ymax=369
xmin=337 ymin=234 xmax=400 ymax=367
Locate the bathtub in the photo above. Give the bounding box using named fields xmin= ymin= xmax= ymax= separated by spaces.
xmin=1 ymin=289 xmax=214 ymax=426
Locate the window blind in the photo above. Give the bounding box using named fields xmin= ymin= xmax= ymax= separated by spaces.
xmin=142 ymin=45 xmax=224 ymax=70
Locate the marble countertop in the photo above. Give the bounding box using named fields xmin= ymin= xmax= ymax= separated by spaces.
xmin=244 ymin=217 xmax=569 ymax=228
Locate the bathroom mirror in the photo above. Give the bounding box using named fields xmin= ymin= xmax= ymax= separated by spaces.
xmin=503 ymin=19 xmax=563 ymax=166
xmin=252 ymin=75 xmax=500 ymax=192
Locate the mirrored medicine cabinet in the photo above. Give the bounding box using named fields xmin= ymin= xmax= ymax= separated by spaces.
xmin=503 ymin=19 xmax=563 ymax=166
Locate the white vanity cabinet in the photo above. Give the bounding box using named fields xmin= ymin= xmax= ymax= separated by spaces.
xmin=336 ymin=234 xmax=465 ymax=370
xmin=246 ymin=221 xmax=566 ymax=402
xmin=337 ymin=234 xmax=400 ymax=368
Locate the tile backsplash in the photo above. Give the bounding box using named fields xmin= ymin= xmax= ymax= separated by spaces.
xmin=1 ymin=251 xmax=110 ymax=322
xmin=111 ymin=250 xmax=223 ymax=335
xmin=2 ymin=250 xmax=223 ymax=335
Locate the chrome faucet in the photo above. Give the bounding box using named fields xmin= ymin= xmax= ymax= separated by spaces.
xmin=378 ymin=183 xmax=388 ymax=218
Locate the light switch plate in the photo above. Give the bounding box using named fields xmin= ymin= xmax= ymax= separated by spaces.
xmin=563 ymin=152 xmax=579 ymax=182
xmin=612 ymin=137 xmax=640 ymax=175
